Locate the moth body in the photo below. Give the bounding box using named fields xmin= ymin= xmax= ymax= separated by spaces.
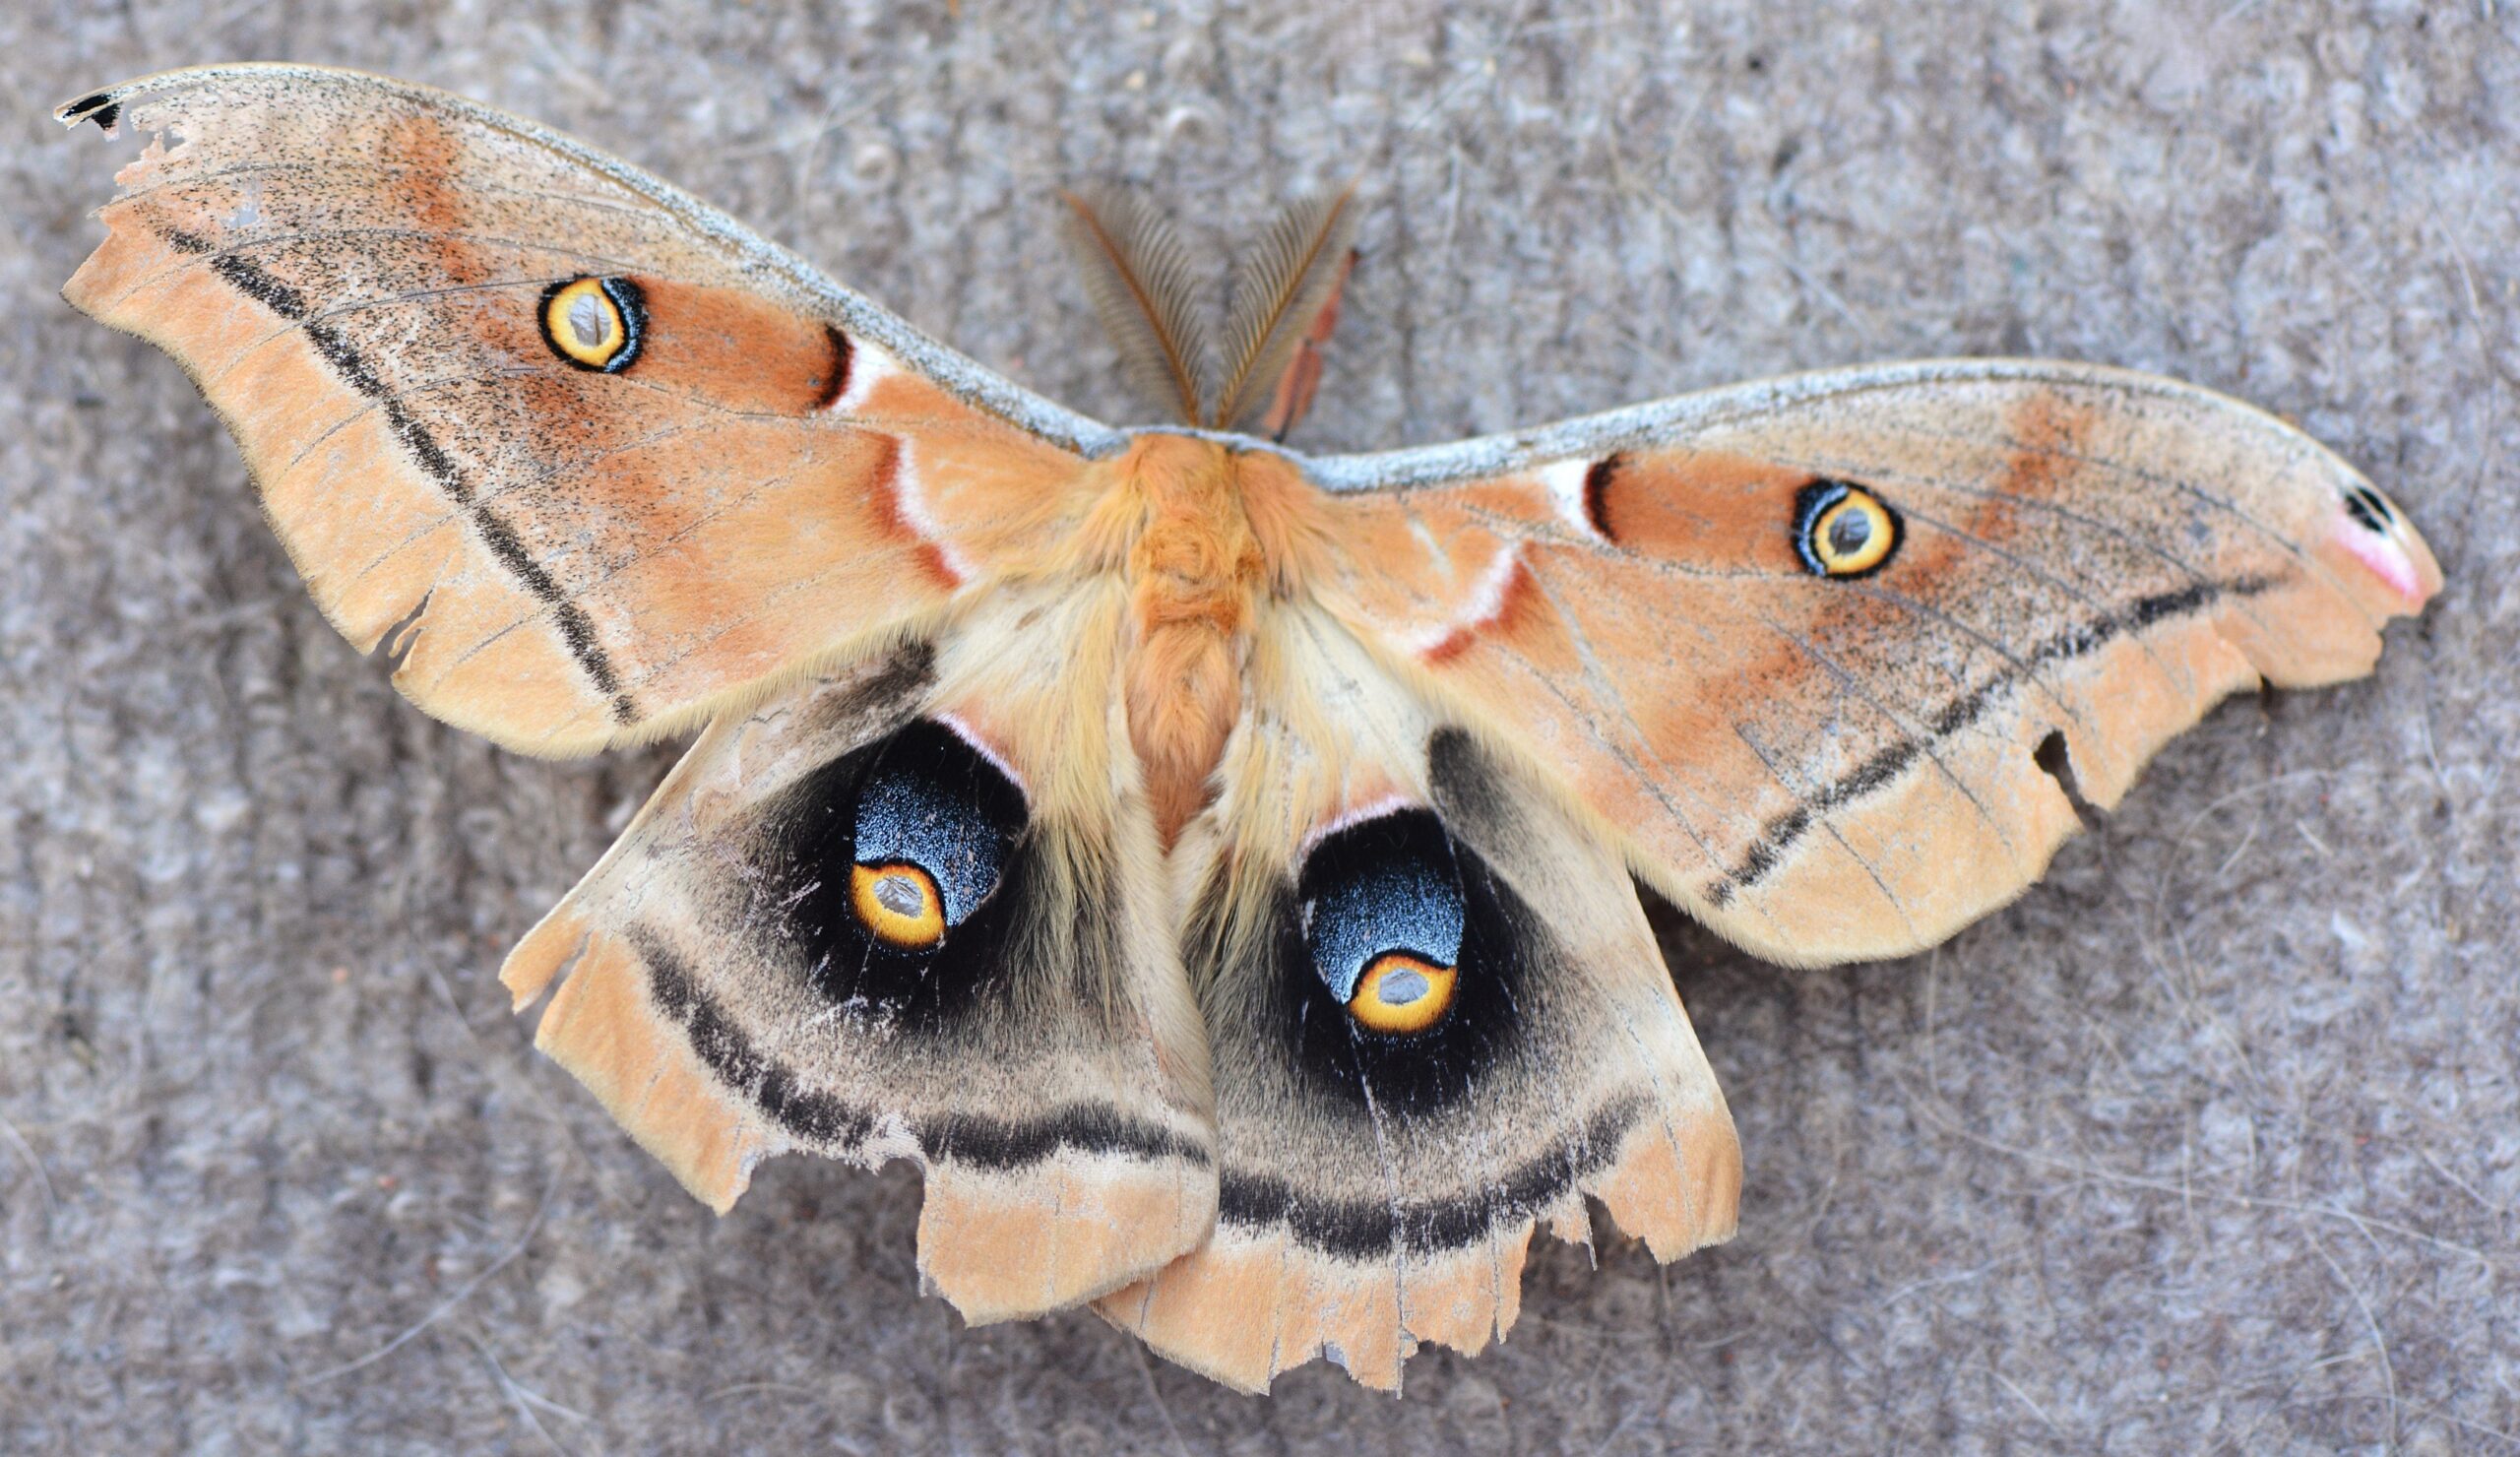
xmin=1068 ymin=433 xmax=1333 ymax=848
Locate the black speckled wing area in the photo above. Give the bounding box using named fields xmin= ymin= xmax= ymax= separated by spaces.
xmin=501 ymin=596 xmax=1216 ymax=1325
xmin=1097 ymin=603 xmax=1739 ymax=1393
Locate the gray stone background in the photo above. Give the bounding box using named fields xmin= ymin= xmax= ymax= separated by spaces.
xmin=3 ymin=1 xmax=2514 ymax=1451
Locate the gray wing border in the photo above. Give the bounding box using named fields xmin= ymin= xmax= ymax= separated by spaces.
xmin=50 ymin=84 xmax=2310 ymax=498
xmin=57 ymin=62 xmax=1131 ymax=460
xmin=1291 ymin=357 xmax=2315 ymax=493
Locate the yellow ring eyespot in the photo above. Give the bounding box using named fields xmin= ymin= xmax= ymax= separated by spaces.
xmin=1797 ymin=481 xmax=1901 ymax=577
xmin=538 ymin=276 xmax=644 ymax=372
xmin=850 ymin=861 xmax=946 ymax=951
xmin=1346 ymin=952 xmax=1459 ymax=1036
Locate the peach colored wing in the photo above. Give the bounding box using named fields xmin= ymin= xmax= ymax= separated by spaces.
xmin=1097 ymin=601 xmax=1738 ymax=1392
xmin=498 ymin=584 xmax=1217 ymax=1322
xmin=1298 ymin=360 xmax=2440 ymax=965
xmin=56 ymin=65 xmax=1121 ymax=755
xmin=58 ymin=64 xmax=1214 ymax=1327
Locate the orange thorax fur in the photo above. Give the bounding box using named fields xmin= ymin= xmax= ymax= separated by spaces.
xmin=1075 ymin=432 xmax=1327 ymax=848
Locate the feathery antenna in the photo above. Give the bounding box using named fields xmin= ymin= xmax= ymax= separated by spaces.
xmin=1057 ymin=185 xmax=1213 ymax=425
xmin=1256 ymin=244 xmax=1356 ymax=440
xmin=1210 ymin=183 xmax=1360 ymax=432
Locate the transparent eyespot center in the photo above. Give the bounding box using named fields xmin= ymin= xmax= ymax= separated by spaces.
xmin=850 ymin=860 xmax=946 ymax=951
xmin=871 ymin=873 xmax=925 ymax=919
xmin=1801 ymin=482 xmax=1899 ymax=577
xmin=1376 ymin=968 xmax=1430 ymax=1006
xmin=540 ymin=277 xmax=636 ymax=370
xmin=568 ymin=292 xmax=608 ymax=348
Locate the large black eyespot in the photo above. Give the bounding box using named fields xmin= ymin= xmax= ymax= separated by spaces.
xmin=844 ymin=726 xmax=1025 ymax=951
xmin=1301 ymin=810 xmax=1466 ymax=1036
xmin=537 ymin=276 xmax=647 ymax=373
xmin=749 ymin=719 xmax=1028 ymax=1023
xmin=1260 ymin=804 xmax=1537 ymax=1117
xmin=1793 ymin=479 xmax=1902 ymax=577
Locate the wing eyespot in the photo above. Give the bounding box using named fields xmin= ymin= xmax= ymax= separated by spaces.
xmin=850 ymin=861 xmax=947 ymax=950
xmin=1347 ymin=951 xmax=1459 ymax=1035
xmin=753 ymin=715 xmax=1027 ymax=980
xmin=538 ymin=276 xmax=647 ymax=373
xmin=1298 ymin=807 xmax=1469 ymax=1039
xmin=1794 ymin=479 xmax=1902 ymax=578
xmin=841 ymin=721 xmax=1024 ymax=954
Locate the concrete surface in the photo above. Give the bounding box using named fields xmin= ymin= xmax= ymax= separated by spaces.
xmin=3 ymin=2 xmax=2514 ymax=1451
